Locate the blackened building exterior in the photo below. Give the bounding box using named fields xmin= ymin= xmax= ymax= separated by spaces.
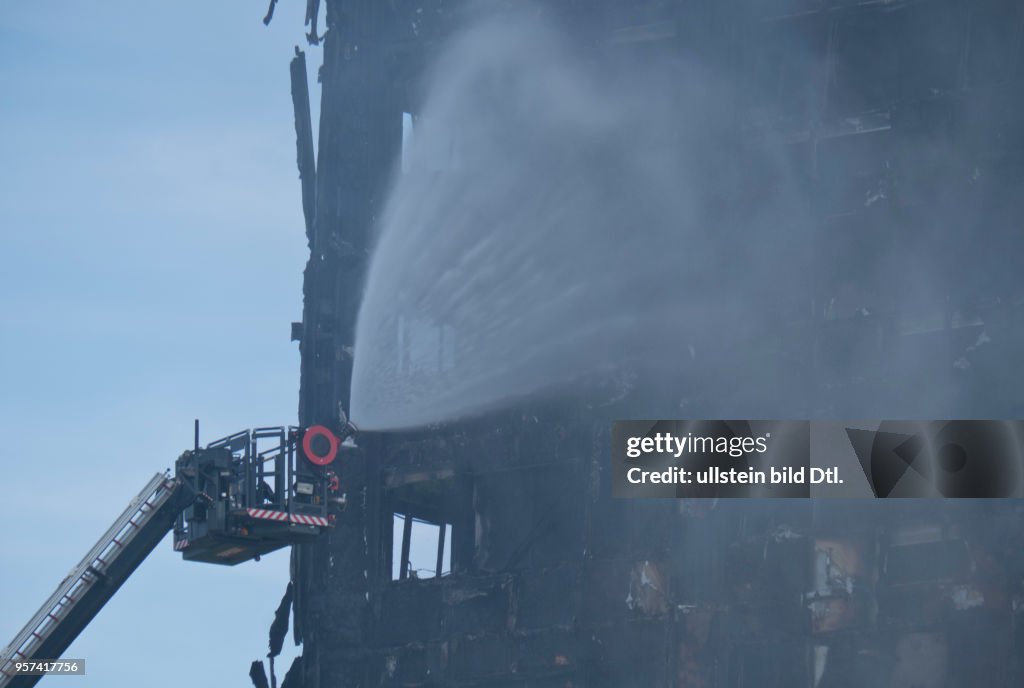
xmin=287 ymin=2 xmax=1024 ymax=686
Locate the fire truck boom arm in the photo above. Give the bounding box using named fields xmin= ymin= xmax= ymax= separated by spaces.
xmin=0 ymin=474 xmax=192 ymax=688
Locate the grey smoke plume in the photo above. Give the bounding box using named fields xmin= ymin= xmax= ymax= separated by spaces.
xmin=349 ymin=9 xmax=812 ymax=430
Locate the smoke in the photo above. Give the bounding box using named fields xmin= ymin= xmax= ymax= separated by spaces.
xmin=348 ymin=5 xmax=1017 ymax=430
xmin=348 ymin=9 xmax=813 ymax=430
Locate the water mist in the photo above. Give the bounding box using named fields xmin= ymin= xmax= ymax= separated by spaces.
xmin=349 ymin=9 xmax=808 ymax=430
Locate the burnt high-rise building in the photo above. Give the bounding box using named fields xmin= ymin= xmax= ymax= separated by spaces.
xmin=282 ymin=1 xmax=1024 ymax=687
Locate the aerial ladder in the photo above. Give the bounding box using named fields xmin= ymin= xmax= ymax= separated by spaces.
xmin=0 ymin=421 xmax=356 ymax=688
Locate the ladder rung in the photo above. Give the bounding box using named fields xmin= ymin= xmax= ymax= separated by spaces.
xmin=0 ymin=473 xmax=176 ymax=684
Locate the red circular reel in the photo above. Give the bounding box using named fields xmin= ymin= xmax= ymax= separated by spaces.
xmin=302 ymin=425 xmax=340 ymax=466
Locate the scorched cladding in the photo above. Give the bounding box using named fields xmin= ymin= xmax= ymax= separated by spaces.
xmin=277 ymin=1 xmax=1024 ymax=687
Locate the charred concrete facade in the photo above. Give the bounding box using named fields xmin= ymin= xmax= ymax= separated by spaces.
xmin=288 ymin=1 xmax=1024 ymax=687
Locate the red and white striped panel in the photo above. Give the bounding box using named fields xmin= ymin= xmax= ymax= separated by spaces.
xmin=289 ymin=513 xmax=331 ymax=526
xmin=246 ymin=508 xmax=289 ymax=522
xmin=173 ymin=539 xmax=190 ymax=551
xmin=245 ymin=508 xmax=330 ymax=527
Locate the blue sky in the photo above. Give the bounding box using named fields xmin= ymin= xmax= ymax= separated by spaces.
xmin=0 ymin=2 xmax=322 ymax=685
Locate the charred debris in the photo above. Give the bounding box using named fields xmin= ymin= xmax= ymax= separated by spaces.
xmin=252 ymin=1 xmax=1024 ymax=687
